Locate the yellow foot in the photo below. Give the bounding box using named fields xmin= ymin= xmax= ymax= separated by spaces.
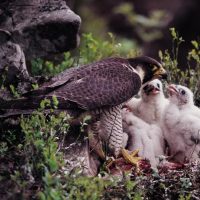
xmin=104 ymin=149 xmax=142 ymax=174
xmin=121 ymin=148 xmax=142 ymax=165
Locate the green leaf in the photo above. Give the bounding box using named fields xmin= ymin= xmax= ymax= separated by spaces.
xmin=52 ymin=95 xmax=59 ymax=108
xmin=170 ymin=27 xmax=177 ymax=39
xmin=191 ymin=40 xmax=199 ymax=49
xmin=38 ymin=192 xmax=46 ymax=200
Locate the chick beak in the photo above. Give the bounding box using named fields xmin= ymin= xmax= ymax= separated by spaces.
xmin=167 ymin=84 xmax=178 ymax=96
xmin=143 ymin=84 xmax=160 ymax=95
xmin=154 ymin=67 xmax=168 ymax=80
xmin=152 ymin=85 xmax=160 ymax=95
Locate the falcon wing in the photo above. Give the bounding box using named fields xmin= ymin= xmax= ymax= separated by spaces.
xmin=25 ymin=57 xmax=139 ymax=98
xmin=47 ymin=59 xmax=142 ymax=110
xmin=24 ymin=66 xmax=80 ymax=96
xmin=0 ymin=58 xmax=142 ymax=115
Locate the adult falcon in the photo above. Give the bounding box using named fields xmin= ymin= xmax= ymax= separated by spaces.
xmin=1 ymin=56 xmax=167 ymax=159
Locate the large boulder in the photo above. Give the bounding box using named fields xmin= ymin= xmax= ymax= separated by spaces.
xmin=0 ymin=0 xmax=81 ymax=60
xmin=0 ymin=0 xmax=81 ymax=92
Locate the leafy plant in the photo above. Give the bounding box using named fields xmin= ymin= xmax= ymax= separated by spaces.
xmin=67 ymin=176 xmax=110 ymax=200
xmin=159 ymin=28 xmax=200 ymax=105
xmin=20 ymin=108 xmax=70 ymax=177
xmin=38 ymin=169 xmax=66 ymax=200
xmin=0 ymin=142 xmax=8 ymax=157
xmin=10 ymin=84 xmax=20 ymax=98
xmin=78 ymin=32 xmax=138 ymax=64
xmin=114 ymin=3 xmax=169 ymax=42
xmin=31 ymin=52 xmax=74 ymax=76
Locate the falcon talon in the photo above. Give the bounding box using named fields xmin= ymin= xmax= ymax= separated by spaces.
xmin=121 ymin=148 xmax=142 ymax=165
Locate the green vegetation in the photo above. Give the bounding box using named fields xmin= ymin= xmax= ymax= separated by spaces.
xmin=114 ymin=3 xmax=168 ymax=42
xmin=159 ymin=28 xmax=200 ymax=105
xmin=1 ymin=31 xmax=200 ymax=200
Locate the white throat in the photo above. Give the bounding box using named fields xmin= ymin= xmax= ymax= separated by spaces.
xmin=135 ymin=66 xmax=145 ymax=82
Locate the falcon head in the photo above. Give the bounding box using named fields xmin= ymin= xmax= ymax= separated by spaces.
xmin=142 ymin=79 xmax=163 ymax=96
xmin=167 ymin=84 xmax=194 ymax=107
xmin=128 ymin=56 xmax=167 ymax=84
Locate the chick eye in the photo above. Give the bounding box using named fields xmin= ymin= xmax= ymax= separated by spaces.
xmin=181 ymin=90 xmax=186 ymax=95
xmin=157 ymin=83 xmax=160 ymax=88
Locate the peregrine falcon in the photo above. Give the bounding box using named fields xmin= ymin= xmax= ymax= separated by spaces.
xmin=1 ymin=56 xmax=167 ymax=158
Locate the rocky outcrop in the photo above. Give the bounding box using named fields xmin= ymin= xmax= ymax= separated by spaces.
xmin=0 ymin=0 xmax=81 ymax=94
xmin=0 ymin=0 xmax=81 ymax=60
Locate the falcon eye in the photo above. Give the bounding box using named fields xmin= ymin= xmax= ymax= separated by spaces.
xmin=181 ymin=90 xmax=186 ymax=95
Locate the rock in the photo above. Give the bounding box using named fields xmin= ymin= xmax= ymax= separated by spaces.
xmin=0 ymin=0 xmax=81 ymax=60
xmin=0 ymin=29 xmax=30 ymax=85
xmin=0 ymin=0 xmax=81 ymax=93
xmin=64 ymin=138 xmax=101 ymax=176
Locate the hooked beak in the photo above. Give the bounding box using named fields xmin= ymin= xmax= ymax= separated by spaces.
xmin=167 ymin=84 xmax=178 ymax=96
xmin=154 ymin=66 xmax=168 ymax=80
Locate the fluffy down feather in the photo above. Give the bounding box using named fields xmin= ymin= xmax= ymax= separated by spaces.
xmin=126 ymin=79 xmax=169 ymax=124
xmin=122 ymin=110 xmax=164 ymax=168
xmin=122 ymin=79 xmax=169 ymax=167
xmin=163 ymin=84 xmax=200 ymax=162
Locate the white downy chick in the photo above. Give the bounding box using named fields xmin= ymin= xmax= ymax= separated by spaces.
xmin=122 ymin=79 xmax=169 ymax=167
xmin=126 ymin=79 xmax=169 ymax=124
xmin=122 ymin=109 xmax=164 ymax=168
xmin=163 ymin=84 xmax=200 ymax=163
